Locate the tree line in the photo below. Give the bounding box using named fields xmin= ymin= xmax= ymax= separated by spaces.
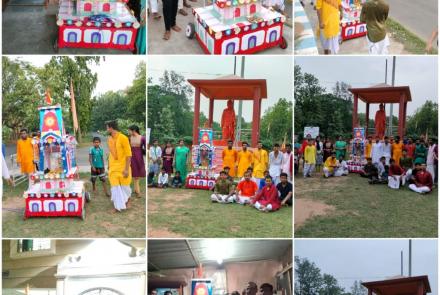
xmin=294 ymin=65 xmax=438 ymax=140
xmin=295 ymin=256 xmax=368 ymax=295
xmin=147 ymin=70 xmax=292 ymax=147
xmin=2 ymin=56 xmax=146 ymax=142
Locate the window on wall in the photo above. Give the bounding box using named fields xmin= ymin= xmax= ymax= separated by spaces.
xmin=17 ymin=239 xmax=51 ymax=253
xmin=10 ymin=239 xmax=56 ymax=259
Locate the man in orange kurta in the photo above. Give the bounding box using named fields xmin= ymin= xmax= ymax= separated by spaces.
xmin=237 ymin=142 xmax=253 ymax=177
xmin=221 ymin=99 xmax=236 ymax=141
xmin=375 ymin=103 xmax=386 ymax=139
xmin=222 ymin=140 xmax=238 ymax=177
xmin=17 ymin=129 xmax=35 ymax=188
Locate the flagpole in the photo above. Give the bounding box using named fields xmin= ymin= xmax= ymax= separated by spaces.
xmin=70 ymin=78 xmax=81 ymax=142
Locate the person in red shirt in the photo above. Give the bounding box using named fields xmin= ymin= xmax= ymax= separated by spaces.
xmin=388 ymin=159 xmax=405 ymax=189
xmin=251 ymin=175 xmax=281 ymax=212
xmin=409 ymin=162 xmax=433 ymax=194
xmin=235 ymin=171 xmax=258 ymax=204
xmin=404 ymin=138 xmax=416 ymax=159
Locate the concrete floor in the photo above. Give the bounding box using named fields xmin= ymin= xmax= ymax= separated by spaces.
xmin=147 ymin=0 xmax=293 ymax=55
xmin=2 ymin=5 xmax=138 ymax=54
xmin=301 ymin=2 xmax=408 ymax=55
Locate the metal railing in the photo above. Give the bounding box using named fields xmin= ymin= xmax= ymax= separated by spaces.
xmin=9 ymin=154 xmax=28 ymax=187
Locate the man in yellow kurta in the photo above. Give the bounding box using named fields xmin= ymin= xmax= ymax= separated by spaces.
xmin=107 ymin=121 xmax=132 ymax=213
xmin=323 ymin=152 xmax=337 ymax=178
xmin=17 ymin=129 xmax=35 ymax=188
xmin=392 ymin=136 xmax=404 ymax=165
xmin=365 ymin=136 xmax=373 ymax=158
xmin=253 ymin=141 xmax=268 ymax=179
xmin=222 ymin=140 xmax=238 ymax=177
xmin=237 ymin=142 xmax=253 ymax=178
xmin=316 ymin=0 xmax=343 ymax=54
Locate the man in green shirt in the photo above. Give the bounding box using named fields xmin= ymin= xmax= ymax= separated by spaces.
xmin=210 ymin=171 xmax=235 ymax=203
xmin=360 ymin=0 xmax=389 ymax=54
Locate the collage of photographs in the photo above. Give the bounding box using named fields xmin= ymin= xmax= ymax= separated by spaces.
xmin=0 ymin=0 xmax=438 ymax=294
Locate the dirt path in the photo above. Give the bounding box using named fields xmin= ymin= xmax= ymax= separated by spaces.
xmin=294 ymin=198 xmax=335 ymax=229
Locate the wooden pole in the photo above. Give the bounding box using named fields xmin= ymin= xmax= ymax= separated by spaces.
xmin=193 ymin=87 xmax=201 ymax=145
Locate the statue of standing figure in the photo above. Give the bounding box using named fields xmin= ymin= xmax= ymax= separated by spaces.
xmin=375 ymin=103 xmax=386 ymax=139
xmin=221 ymin=99 xmax=236 ymax=141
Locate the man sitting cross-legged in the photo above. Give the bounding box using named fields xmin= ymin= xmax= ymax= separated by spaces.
xmin=360 ymin=157 xmax=378 ymax=180
xmin=251 ymin=175 xmax=281 ymax=212
xmin=409 ymin=162 xmax=433 ymax=194
xmin=235 ymin=170 xmax=259 ymax=205
xmin=210 ymin=170 xmax=235 ymax=203
xmin=388 ymin=158 xmax=405 ymax=189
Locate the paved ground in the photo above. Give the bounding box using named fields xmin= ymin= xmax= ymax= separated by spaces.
xmin=5 ymin=132 xmax=108 ymax=174
xmin=2 ymin=5 xmax=137 ymax=54
xmin=386 ymin=0 xmax=438 ymax=42
xmin=147 ymin=0 xmax=293 ymax=54
xmin=301 ymin=2 xmax=408 ymax=54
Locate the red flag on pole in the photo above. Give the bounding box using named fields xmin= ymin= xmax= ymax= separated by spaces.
xmin=70 ymin=78 xmax=79 ymax=133
xmin=45 ymin=89 xmax=52 ymax=105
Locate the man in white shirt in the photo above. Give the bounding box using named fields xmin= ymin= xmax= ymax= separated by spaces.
xmin=149 ymin=139 xmax=162 ymax=179
xmin=281 ymin=143 xmax=292 ymax=181
xmin=371 ymin=137 xmax=382 ymax=165
xmin=380 ymin=136 xmax=391 ymax=165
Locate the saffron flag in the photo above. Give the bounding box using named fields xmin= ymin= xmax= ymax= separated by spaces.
xmin=45 ymin=89 xmax=52 ymax=105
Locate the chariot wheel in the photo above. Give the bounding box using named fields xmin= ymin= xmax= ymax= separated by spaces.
xmin=279 ymin=36 xmax=288 ymax=49
xmin=85 ymin=191 xmax=91 ymax=203
xmin=186 ymin=22 xmax=196 ymax=39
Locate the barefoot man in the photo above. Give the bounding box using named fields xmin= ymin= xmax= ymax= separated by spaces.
xmin=106 ymin=120 xmax=132 ymax=213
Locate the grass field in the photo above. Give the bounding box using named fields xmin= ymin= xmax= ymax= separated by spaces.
xmin=148 ymin=188 xmax=293 ymax=238
xmin=387 ymin=18 xmax=437 ymax=55
xmin=295 ymin=173 xmax=437 ymax=238
xmin=2 ymin=174 xmax=146 ymax=238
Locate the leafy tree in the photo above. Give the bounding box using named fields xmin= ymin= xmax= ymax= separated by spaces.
xmin=319 ymin=274 xmax=345 ymax=295
xmin=350 ymin=280 xmax=368 ymax=295
xmin=295 ymin=256 xmax=347 ymax=295
xmin=260 ymin=98 xmax=293 ymax=144
xmin=91 ymin=91 xmax=129 ymax=131
xmin=295 ymin=256 xmax=324 ymax=295
xmin=406 ymin=101 xmax=438 ymax=139
xmin=2 ymin=57 xmax=40 ymax=140
xmin=42 ymin=56 xmax=100 ymax=142
xmin=126 ymin=61 xmax=146 ymax=124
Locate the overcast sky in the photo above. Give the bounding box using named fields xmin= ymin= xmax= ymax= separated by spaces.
xmin=295 ymin=56 xmax=438 ymax=116
xmin=9 ymin=55 xmax=142 ymax=96
xmin=295 ymin=239 xmax=438 ymax=294
xmin=148 ymin=56 xmax=293 ymax=122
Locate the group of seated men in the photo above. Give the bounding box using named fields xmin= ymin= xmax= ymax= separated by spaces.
xmin=210 ymin=166 xmax=292 ymax=212
xmin=322 ymin=152 xmax=349 ymax=178
xmin=360 ymin=152 xmax=433 ymax=194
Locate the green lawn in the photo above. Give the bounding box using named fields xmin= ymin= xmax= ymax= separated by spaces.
xmin=295 ymin=174 xmax=437 ymax=238
xmin=2 ymin=174 xmax=146 ymax=238
xmin=148 ymin=188 xmax=293 ymax=238
xmin=387 ymin=18 xmax=437 ymax=55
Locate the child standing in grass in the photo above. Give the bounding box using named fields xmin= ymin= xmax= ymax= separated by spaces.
xmin=89 ymin=137 xmax=110 ymax=197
